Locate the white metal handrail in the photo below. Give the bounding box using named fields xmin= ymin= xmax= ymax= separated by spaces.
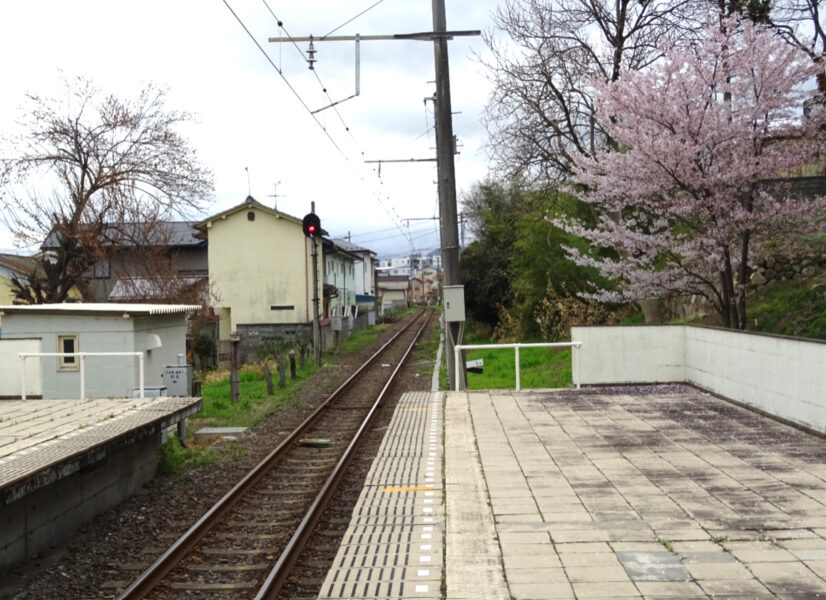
xmin=19 ymin=352 xmax=145 ymax=401
xmin=453 ymin=341 xmax=582 ymax=392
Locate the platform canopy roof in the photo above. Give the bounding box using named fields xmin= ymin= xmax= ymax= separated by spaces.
xmin=0 ymin=303 xmax=201 ymax=316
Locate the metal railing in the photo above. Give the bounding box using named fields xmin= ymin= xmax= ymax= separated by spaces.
xmin=453 ymin=341 xmax=582 ymax=392
xmin=19 ymin=352 xmax=145 ymax=401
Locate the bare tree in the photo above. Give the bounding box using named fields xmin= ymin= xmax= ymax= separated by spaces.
xmin=767 ymin=0 xmax=826 ymax=92
xmin=0 ymin=77 xmax=213 ymax=303
xmin=482 ymin=0 xmax=710 ymax=183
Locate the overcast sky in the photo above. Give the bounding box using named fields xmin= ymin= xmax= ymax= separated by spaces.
xmin=0 ymin=0 xmax=503 ymax=258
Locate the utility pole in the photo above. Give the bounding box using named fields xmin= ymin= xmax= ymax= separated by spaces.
xmin=270 ymin=14 xmax=477 ymax=389
xmin=432 ymin=0 xmax=464 ymax=390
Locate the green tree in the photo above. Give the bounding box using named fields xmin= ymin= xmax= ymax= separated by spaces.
xmin=461 ymin=181 xmax=610 ymax=339
xmin=461 ymin=182 xmax=518 ymax=326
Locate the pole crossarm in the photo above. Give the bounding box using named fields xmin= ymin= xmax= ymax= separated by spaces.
xmin=268 ymin=30 xmax=481 ymax=43
xmin=364 ymin=158 xmax=437 ymax=163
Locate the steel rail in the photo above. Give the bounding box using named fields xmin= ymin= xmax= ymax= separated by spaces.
xmin=256 ymin=308 xmax=433 ymax=599
xmin=117 ymin=309 xmax=431 ymax=600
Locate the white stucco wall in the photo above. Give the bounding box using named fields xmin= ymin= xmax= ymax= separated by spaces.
xmin=2 ymin=312 xmax=187 ymax=399
xmin=0 ymin=338 xmax=42 ymax=397
xmin=572 ymin=326 xmax=686 ymax=384
xmin=206 ymin=206 xmax=318 ymax=333
xmin=571 ymin=325 xmax=826 ymax=434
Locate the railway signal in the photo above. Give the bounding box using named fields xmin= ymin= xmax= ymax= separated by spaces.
xmin=302 ymin=212 xmax=321 ymax=238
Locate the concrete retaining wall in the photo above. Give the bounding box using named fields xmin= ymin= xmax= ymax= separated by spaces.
xmin=0 ymin=338 xmax=42 ymax=398
xmin=571 ymin=325 xmax=826 ymax=434
xmin=0 ymin=433 xmax=159 ymax=571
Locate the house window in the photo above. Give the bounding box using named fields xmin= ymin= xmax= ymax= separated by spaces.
xmin=247 ymin=211 xmax=255 ymax=221
xmin=57 ymin=334 xmax=79 ymax=371
xmin=93 ymin=259 xmax=110 ymax=279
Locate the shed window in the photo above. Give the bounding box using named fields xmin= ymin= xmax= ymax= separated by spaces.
xmin=58 ymin=334 xmax=79 ymax=371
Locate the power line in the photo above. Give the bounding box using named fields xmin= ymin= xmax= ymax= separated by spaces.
xmin=322 ymin=0 xmax=389 ymax=39
xmin=259 ymin=0 xmax=415 ymax=250
xmin=223 ymin=0 xmax=414 ymax=250
xmin=261 ymin=0 xmax=356 ymax=137
xmin=221 ymin=0 xmax=348 ymax=160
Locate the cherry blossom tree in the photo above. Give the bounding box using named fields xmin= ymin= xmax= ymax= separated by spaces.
xmin=560 ymin=15 xmax=826 ymax=329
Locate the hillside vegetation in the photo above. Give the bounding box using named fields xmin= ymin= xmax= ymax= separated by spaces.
xmin=744 ymin=271 xmax=826 ymax=340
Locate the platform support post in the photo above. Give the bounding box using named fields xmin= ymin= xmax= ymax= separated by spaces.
xmin=177 ymin=419 xmax=187 ymax=447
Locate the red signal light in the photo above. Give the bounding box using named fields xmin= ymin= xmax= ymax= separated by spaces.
xmin=302 ymin=212 xmax=321 ymax=238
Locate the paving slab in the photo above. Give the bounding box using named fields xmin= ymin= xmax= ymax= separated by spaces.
xmin=444 ymin=386 xmax=826 ymax=599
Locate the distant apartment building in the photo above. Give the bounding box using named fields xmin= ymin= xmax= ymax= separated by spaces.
xmin=377 ymin=250 xmax=442 ymax=277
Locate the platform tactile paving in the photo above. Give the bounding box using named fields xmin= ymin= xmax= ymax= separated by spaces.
xmin=318 ymin=391 xmax=443 ymax=599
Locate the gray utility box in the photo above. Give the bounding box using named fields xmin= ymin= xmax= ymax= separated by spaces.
xmin=443 ymin=285 xmax=466 ymax=322
xmin=163 ymin=364 xmax=194 ymax=396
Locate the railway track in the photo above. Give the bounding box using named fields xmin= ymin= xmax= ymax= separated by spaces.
xmin=117 ymin=308 xmax=434 ymax=600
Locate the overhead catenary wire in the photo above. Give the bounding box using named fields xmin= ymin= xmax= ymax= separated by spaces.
xmin=221 ymin=0 xmax=348 ymax=160
xmin=222 ymin=0 xmax=415 ymax=251
xmin=261 ymin=0 xmax=357 ymax=137
xmin=322 ymin=0 xmax=389 ymax=39
xmin=259 ymin=0 xmax=414 ymax=250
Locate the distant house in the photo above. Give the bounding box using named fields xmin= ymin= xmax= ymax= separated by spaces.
xmin=377 ymin=275 xmax=409 ymax=313
xmin=322 ymin=239 xmax=360 ymax=318
xmin=409 ymin=277 xmax=425 ymax=304
xmin=377 ymin=250 xmax=442 ymax=277
xmin=42 ymin=221 xmax=208 ymax=304
xmin=0 ymin=254 xmax=38 ymax=307
xmin=419 ymin=265 xmax=441 ymax=303
xmin=0 ymin=303 xmax=197 ymax=399
xmin=330 ymin=238 xmax=378 ymax=309
xmin=194 ymin=196 xmax=322 ymax=362
xmin=0 ymin=253 xmax=83 ymax=324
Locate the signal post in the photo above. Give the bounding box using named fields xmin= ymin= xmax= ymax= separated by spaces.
xmin=303 ymin=205 xmax=322 ymax=366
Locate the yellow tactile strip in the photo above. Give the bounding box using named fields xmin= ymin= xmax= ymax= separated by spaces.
xmin=318 ymin=391 xmax=443 ymax=599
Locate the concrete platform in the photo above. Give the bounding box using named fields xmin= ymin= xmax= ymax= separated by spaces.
xmin=0 ymin=395 xmax=201 ymax=570
xmin=322 ymin=387 xmax=826 ymax=599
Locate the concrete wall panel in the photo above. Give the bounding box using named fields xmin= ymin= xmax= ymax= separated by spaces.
xmin=572 ymin=326 xmax=685 ymax=384
xmin=0 ymin=338 xmax=41 ymax=397
xmin=572 ymin=325 xmax=826 ymax=434
xmin=0 ymin=434 xmax=159 ymax=571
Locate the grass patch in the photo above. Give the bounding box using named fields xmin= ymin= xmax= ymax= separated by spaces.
xmin=157 ymin=436 xmax=218 ymax=477
xmin=461 ymin=323 xmax=574 ymax=390
xmin=619 ymin=312 xmax=645 ymax=325
xmin=197 ymin=360 xmax=316 ymax=429
xmin=326 ymin=322 xmax=389 ymax=356
xmin=413 ymin=322 xmax=442 ymax=379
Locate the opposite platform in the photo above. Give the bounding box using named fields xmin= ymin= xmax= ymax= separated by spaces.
xmin=0 ymin=395 xmax=201 ymax=571
xmin=0 ymin=396 xmax=201 ymax=505
xmin=321 ymin=386 xmax=826 ymax=599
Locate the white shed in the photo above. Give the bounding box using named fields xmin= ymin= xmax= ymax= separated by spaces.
xmin=0 ymin=304 xmax=198 ymax=399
